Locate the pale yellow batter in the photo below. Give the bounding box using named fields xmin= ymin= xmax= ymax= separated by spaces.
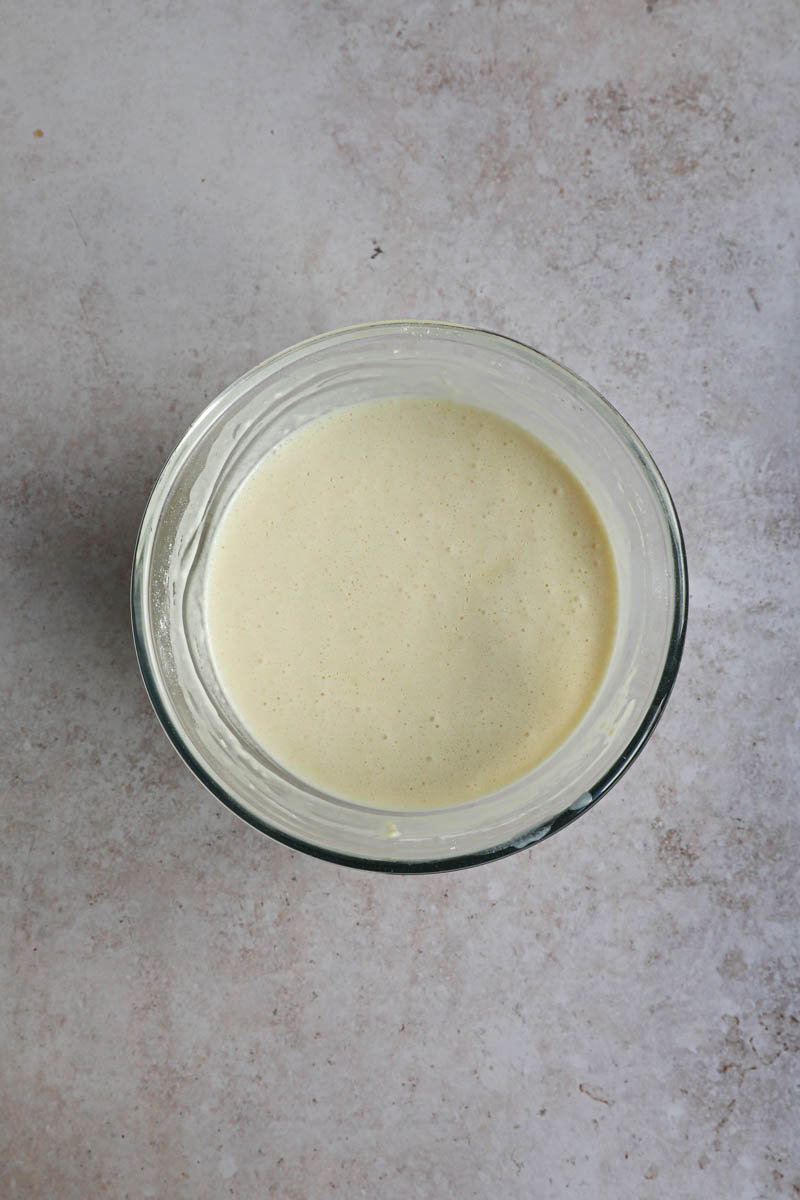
xmin=206 ymin=398 xmax=617 ymax=809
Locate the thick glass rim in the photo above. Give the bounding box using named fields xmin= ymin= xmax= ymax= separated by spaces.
xmin=131 ymin=320 xmax=688 ymax=873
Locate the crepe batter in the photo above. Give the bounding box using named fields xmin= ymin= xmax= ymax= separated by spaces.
xmin=206 ymin=398 xmax=617 ymax=809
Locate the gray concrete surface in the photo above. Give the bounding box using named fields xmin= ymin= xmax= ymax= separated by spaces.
xmin=2 ymin=1 xmax=798 ymax=1196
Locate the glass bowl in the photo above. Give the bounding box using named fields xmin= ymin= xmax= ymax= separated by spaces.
xmin=131 ymin=321 xmax=687 ymax=872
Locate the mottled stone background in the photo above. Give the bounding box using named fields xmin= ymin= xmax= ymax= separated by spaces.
xmin=1 ymin=1 xmax=797 ymax=1196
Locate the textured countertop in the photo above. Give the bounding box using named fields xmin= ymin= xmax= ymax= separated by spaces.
xmin=2 ymin=1 xmax=798 ymax=1196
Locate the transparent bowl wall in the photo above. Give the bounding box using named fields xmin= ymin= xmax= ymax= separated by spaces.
xmin=131 ymin=322 xmax=687 ymax=872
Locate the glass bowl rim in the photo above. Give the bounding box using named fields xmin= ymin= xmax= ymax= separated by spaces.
xmin=130 ymin=319 xmax=688 ymax=874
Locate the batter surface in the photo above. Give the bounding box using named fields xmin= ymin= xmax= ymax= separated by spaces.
xmin=206 ymin=398 xmax=617 ymax=809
